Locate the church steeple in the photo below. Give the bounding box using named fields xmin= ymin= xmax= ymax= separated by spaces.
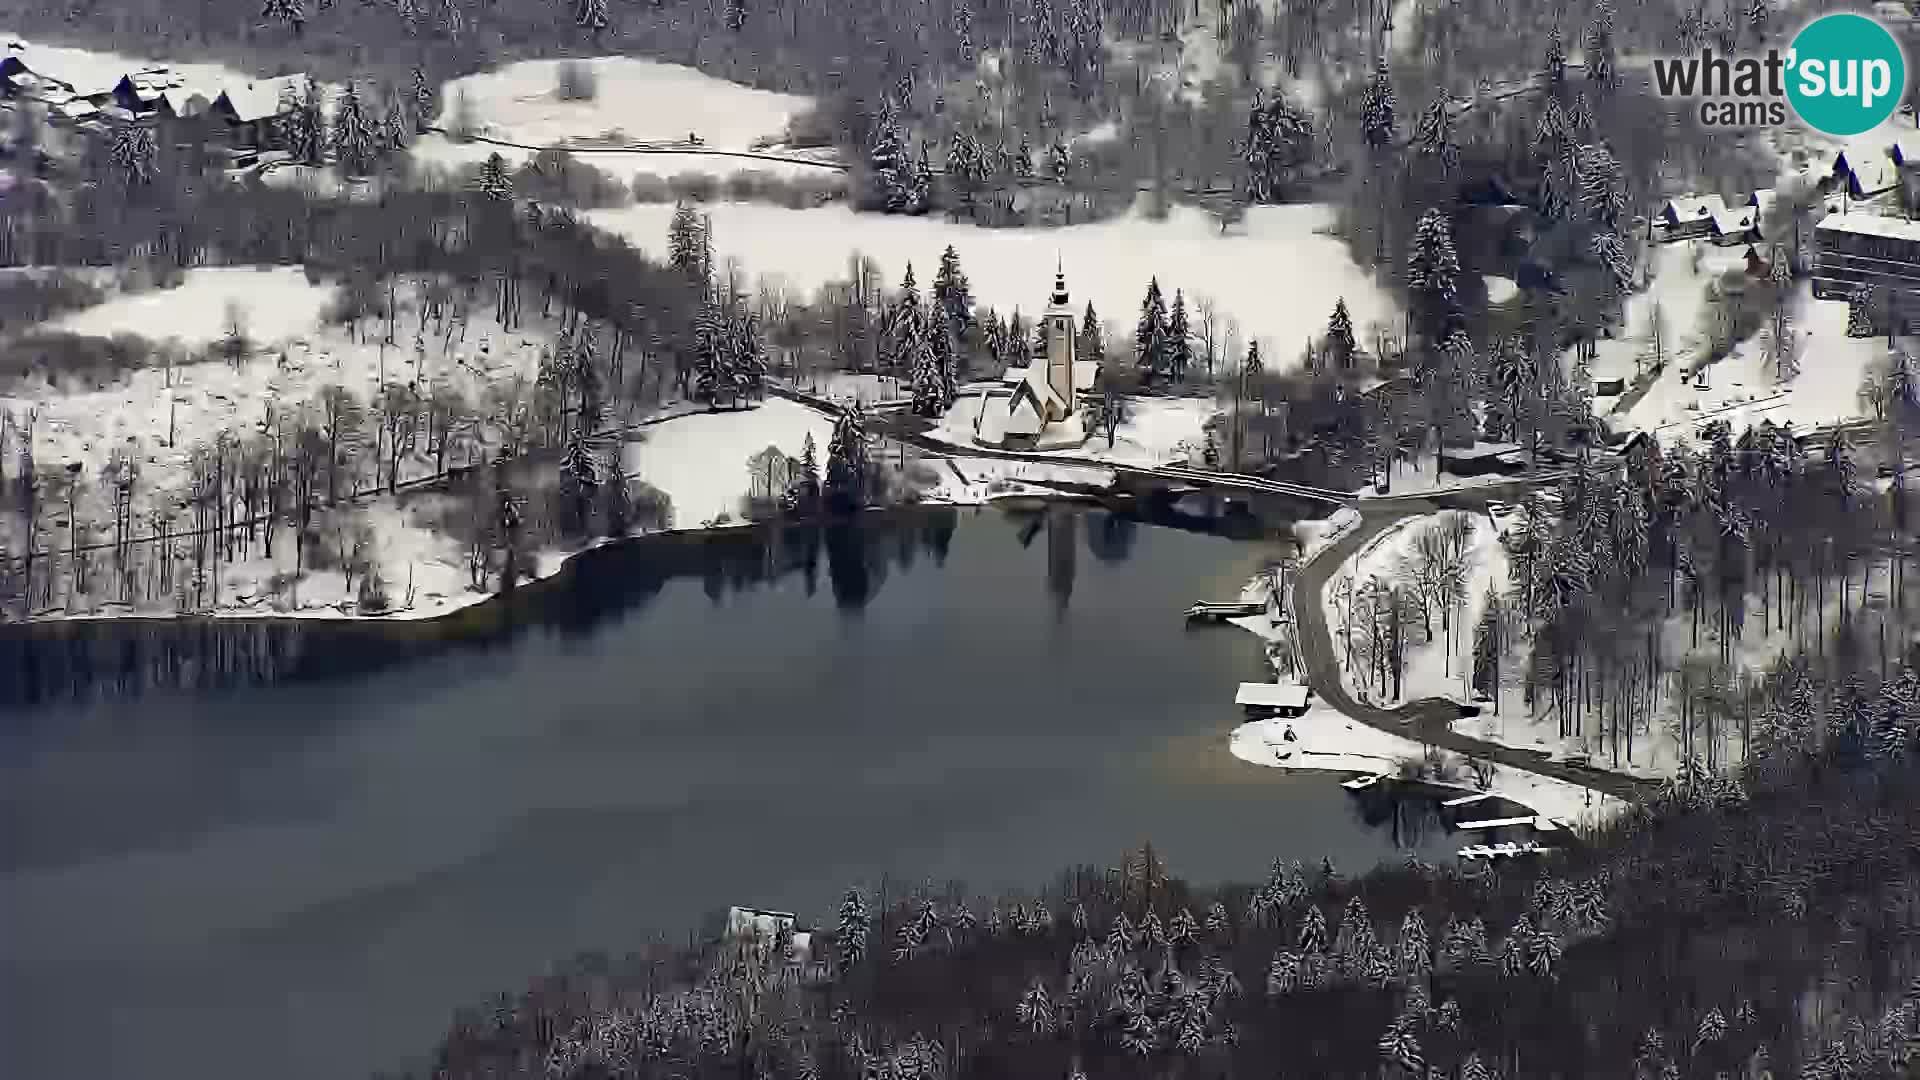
xmin=1049 ymin=259 xmax=1070 ymax=308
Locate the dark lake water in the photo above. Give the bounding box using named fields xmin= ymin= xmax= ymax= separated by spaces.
xmin=0 ymin=504 xmax=1465 ymax=1080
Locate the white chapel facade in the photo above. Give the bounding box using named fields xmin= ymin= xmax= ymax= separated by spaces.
xmin=972 ymin=266 xmax=1099 ymax=449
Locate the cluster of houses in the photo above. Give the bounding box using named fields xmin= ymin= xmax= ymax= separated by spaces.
xmin=1652 ymin=135 xmax=1920 ymax=327
xmin=0 ymin=42 xmax=303 ymax=165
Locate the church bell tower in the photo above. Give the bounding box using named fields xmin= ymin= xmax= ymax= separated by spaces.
xmin=1042 ymin=262 xmax=1077 ymax=415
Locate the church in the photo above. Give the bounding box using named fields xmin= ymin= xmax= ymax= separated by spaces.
xmin=971 ymin=266 xmax=1099 ymax=449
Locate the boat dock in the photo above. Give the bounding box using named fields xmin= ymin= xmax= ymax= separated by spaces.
xmin=1441 ymin=791 xmax=1496 ymax=807
xmin=1341 ymin=772 xmax=1392 ymax=790
xmin=1186 ymin=601 xmax=1266 ymax=622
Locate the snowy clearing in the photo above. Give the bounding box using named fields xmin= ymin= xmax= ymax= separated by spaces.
xmin=1482 ymin=274 xmax=1518 ymax=305
xmin=588 ymin=201 xmax=1394 ymax=376
xmin=1229 ymin=708 xmax=1624 ymax=828
xmin=1607 ymin=282 xmax=1883 ymax=437
xmin=411 ymin=57 xmax=823 ymax=177
xmin=1320 ymin=510 xmax=1507 ymax=709
xmin=622 ymin=398 xmax=837 ymax=528
xmin=44 ymin=266 xmax=337 ymax=348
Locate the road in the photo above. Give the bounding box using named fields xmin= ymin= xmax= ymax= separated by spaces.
xmin=1288 ymin=501 xmax=1661 ymax=803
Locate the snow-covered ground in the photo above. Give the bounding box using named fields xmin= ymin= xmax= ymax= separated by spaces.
xmin=1320 ymin=510 xmax=1507 ymax=709
xmin=588 ymin=201 xmax=1393 ymax=377
xmin=929 ymin=390 xmax=1213 ymax=466
xmin=44 ymin=266 xmax=336 ymax=348
xmin=1229 ymin=708 xmax=1624 ymax=827
xmin=624 ymin=398 xmax=836 ymax=528
xmin=410 ymin=56 xmax=831 ymax=178
xmin=1607 ymin=282 xmax=1884 ymax=437
xmin=782 ymin=371 xmax=911 ymax=405
xmin=1483 ymin=274 xmax=1518 ymax=305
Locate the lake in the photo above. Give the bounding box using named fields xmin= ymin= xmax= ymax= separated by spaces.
xmin=0 ymin=505 xmax=1462 ymax=1080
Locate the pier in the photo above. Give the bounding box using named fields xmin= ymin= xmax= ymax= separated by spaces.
xmin=1186 ymin=601 xmax=1266 ymax=622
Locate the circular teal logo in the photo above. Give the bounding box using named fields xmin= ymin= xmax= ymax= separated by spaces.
xmin=1786 ymin=13 xmax=1908 ymax=137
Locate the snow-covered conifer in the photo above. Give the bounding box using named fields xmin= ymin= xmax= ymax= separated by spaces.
xmin=1167 ymin=290 xmax=1192 ymax=381
xmin=1849 ymin=284 xmax=1878 ymax=337
xmin=823 ymin=403 xmax=871 ymax=510
xmin=1204 ymin=900 xmax=1230 ymax=940
xmin=1413 ymin=96 xmax=1457 ymax=172
xmin=1107 ymin=912 xmax=1134 ymax=953
xmin=835 ymin=887 xmax=871 ymax=971
xmin=331 ymin=80 xmax=379 ymax=176
xmin=475 ymin=153 xmax=514 ymax=202
xmin=1326 ymin=298 xmax=1357 ymax=367
xmin=1017 ymin=978 xmax=1054 ymax=1032
xmin=575 ymin=0 xmax=608 ymax=31
xmin=667 ymin=202 xmax=706 ymax=279
xmin=262 ymin=0 xmax=306 ymax=36
xmin=1397 ymin=910 xmax=1431 ymax=977
xmin=411 ymin=66 xmax=436 ymax=131
xmin=1135 ymin=278 xmax=1167 ymax=381
xmin=1167 ymin=907 xmax=1198 ymax=946
xmin=884 ymin=264 xmax=927 ymax=374
xmin=1406 ymin=209 xmax=1461 ymax=334
xmin=1360 ymin=58 xmax=1397 ymax=149
xmin=1298 ymin=904 xmax=1329 ymax=953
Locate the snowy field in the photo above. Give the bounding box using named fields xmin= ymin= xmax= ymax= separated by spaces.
xmin=1228 ymin=708 xmax=1624 ymax=828
xmin=623 ymin=398 xmax=836 ymax=528
xmin=410 ymin=56 xmax=831 ymax=178
xmin=588 ymin=201 xmax=1395 ymax=373
xmin=782 ymin=371 xmax=912 ymax=405
xmin=1608 ymin=284 xmax=1883 ymax=437
xmin=44 ymin=266 xmax=336 ymax=348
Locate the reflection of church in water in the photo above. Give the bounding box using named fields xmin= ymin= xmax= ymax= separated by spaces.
xmin=972 ymin=266 xmax=1099 ymax=450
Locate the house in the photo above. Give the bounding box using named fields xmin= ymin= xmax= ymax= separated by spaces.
xmin=208 ymin=74 xmax=304 ymax=149
xmin=1844 ymin=157 xmax=1902 ymax=201
xmin=1439 ymin=441 xmax=1526 ymax=476
xmin=155 ymin=86 xmax=212 ymax=121
xmin=1813 ymin=213 xmax=1920 ymax=303
xmin=112 ymin=70 xmax=183 ymax=115
xmin=1657 ymin=195 xmax=1726 ymax=241
xmin=1709 ymin=205 xmax=1759 ymax=246
xmin=1594 ymin=376 xmax=1628 ymax=396
xmin=725 ymin=906 xmax=829 ymax=982
xmin=972 ymin=266 xmax=1099 ymax=449
xmin=1236 ymin=681 xmax=1312 ymax=718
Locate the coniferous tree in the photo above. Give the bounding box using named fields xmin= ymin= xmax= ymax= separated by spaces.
xmin=1326 ymin=298 xmax=1357 ymax=368
xmin=1047 ymin=138 xmax=1071 ymax=185
xmin=693 ymin=297 xmax=733 ymax=409
xmin=1360 ymin=58 xmax=1397 ymax=150
xmin=667 ymin=202 xmax=706 ymax=280
xmin=1412 ymin=96 xmax=1457 ymax=173
xmin=835 ymin=887 xmax=871 ymax=971
xmin=725 ymin=0 xmax=747 ymax=30
xmin=932 ymin=245 xmax=974 ymax=340
xmin=411 ymin=66 xmax=437 ymax=131
xmin=1406 ymin=209 xmax=1461 ymax=340
xmin=1244 ymin=89 xmax=1315 ymax=203
xmin=1135 ymin=278 xmax=1168 ymax=384
xmin=262 ymin=0 xmax=306 ymax=37
xmin=929 ymin=303 xmax=959 ymax=406
xmin=823 ymin=403 xmax=871 ymax=511
xmin=575 ymin=0 xmax=609 ymax=33
xmin=884 ymin=264 xmax=927 ymax=376
xmin=475 ymin=152 xmax=514 ymax=201
xmin=1167 ymin=290 xmax=1192 ymax=382
xmin=1078 ymin=302 xmax=1103 ymax=363
xmin=557 ymin=425 xmax=602 ymax=536
xmin=911 ymin=323 xmax=946 ymax=417
xmin=866 ymin=106 xmax=927 ymax=213
xmin=331 ymin=81 xmax=379 ymax=176
xmin=109 ymin=122 xmax=155 ymax=187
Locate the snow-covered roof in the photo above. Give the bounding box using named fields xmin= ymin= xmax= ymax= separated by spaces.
xmin=1236 ymin=682 xmax=1311 ymax=709
xmin=1892 ymin=136 xmax=1920 ymax=167
xmin=51 ymin=98 xmax=96 ymax=118
xmin=1849 ymin=158 xmax=1901 ymax=195
xmin=159 ymin=87 xmax=210 ymax=116
xmin=1816 ymin=212 xmax=1920 ymax=242
xmin=1001 ymin=366 xmax=1030 ymax=385
xmin=727 ymin=906 xmax=797 ymax=939
xmin=1019 ymin=361 xmax=1069 ymax=413
xmin=215 ymin=74 xmax=303 ymax=122
xmin=1747 ymin=189 xmax=1776 ymax=214
xmin=1659 ymin=194 xmax=1725 ymax=223
xmin=1003 ymin=393 xmax=1045 ymax=435
xmin=1711 ymin=207 xmax=1757 ymax=236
